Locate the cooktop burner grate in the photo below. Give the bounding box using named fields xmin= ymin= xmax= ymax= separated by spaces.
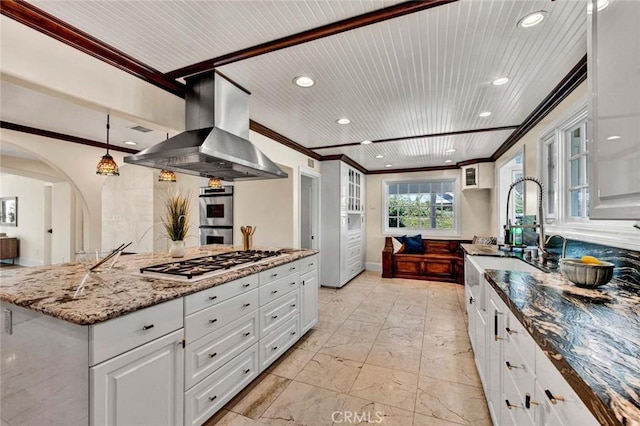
xmin=139 ymin=250 xmax=285 ymax=279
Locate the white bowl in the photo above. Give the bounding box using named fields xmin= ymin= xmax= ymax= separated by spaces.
xmin=560 ymin=258 xmax=614 ymax=287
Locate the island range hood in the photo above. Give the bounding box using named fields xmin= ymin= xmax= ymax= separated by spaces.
xmin=124 ymin=72 xmax=288 ymax=180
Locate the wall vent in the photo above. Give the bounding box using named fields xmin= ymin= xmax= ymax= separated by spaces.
xmin=130 ymin=125 xmax=153 ymax=133
xmin=308 ymin=158 xmax=315 ymax=168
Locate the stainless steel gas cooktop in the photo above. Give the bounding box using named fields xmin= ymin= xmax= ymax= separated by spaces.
xmin=138 ymin=250 xmax=286 ymax=282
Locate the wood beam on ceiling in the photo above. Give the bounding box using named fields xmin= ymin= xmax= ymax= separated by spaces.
xmin=312 ymin=125 xmax=519 ymax=150
xmin=0 ymin=121 xmax=139 ymax=154
xmin=320 ymin=155 xmax=369 ymax=174
xmin=165 ymin=0 xmax=458 ymax=79
xmin=367 ymin=157 xmax=494 ymax=175
xmin=491 ymin=54 xmax=587 ymax=161
xmin=249 ymin=120 xmax=321 ymax=161
xmin=1 ymin=0 xmax=186 ymax=97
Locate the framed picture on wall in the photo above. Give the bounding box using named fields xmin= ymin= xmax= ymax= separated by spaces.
xmin=0 ymin=197 xmax=18 ymax=227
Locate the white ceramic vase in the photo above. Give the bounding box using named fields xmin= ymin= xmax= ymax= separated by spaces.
xmin=169 ymin=240 xmax=186 ymax=258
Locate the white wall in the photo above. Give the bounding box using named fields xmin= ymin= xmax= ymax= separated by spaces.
xmin=365 ymin=170 xmax=492 ymax=267
xmin=51 ymin=182 xmax=74 ymax=264
xmin=490 ymin=82 xmax=588 ymax=236
xmin=0 ymin=174 xmax=45 ymax=266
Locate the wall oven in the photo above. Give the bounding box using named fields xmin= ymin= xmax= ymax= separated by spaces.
xmin=199 ymin=186 xmax=233 ymax=245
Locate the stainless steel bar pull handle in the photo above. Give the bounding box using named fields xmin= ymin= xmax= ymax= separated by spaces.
xmin=545 ymin=389 xmax=565 ymax=404
xmin=506 ymin=327 xmax=518 ymax=335
xmin=142 ymin=324 xmax=154 ymax=331
xmin=525 ymin=393 xmax=538 ymax=409
xmin=505 ymin=400 xmax=521 ymax=409
xmin=208 ymin=352 xmax=217 ymax=358
xmin=505 ymin=361 xmax=518 ymax=370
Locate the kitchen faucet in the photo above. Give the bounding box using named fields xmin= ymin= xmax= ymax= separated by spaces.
xmin=544 ymin=234 xmax=567 ymax=268
xmin=504 ymin=176 xmax=549 ymax=263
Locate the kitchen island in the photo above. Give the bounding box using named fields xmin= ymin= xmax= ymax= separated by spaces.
xmin=0 ymin=245 xmax=318 ymax=426
xmin=462 ymin=244 xmax=639 ymax=426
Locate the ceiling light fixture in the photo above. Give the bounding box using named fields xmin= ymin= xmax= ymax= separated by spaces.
xmin=159 ymin=133 xmax=177 ymax=182
xmin=96 ymin=114 xmax=120 ymax=176
xmin=479 ymin=111 xmax=492 ymax=117
xmin=208 ymin=177 xmax=223 ymax=189
xmin=445 ymin=148 xmax=457 ymax=153
xmin=606 ymin=135 xmax=621 ymax=141
xmin=445 ymin=159 xmax=453 ymax=164
xmin=294 ymin=76 xmax=315 ymax=88
xmin=375 ymin=154 xmax=384 ymax=159
xmin=492 ymin=77 xmax=510 ymax=86
xmin=124 ymin=140 xmax=138 ymax=146
xmin=385 ymin=164 xmax=393 ymax=168
xmin=518 ymin=11 xmax=547 ymax=28
xmin=361 ymin=140 xmax=372 ymax=145
xmin=336 ymin=118 xmax=351 ymax=125
xmin=587 ymin=0 xmax=609 ymax=14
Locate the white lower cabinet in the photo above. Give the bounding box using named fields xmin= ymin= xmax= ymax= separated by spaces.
xmin=91 ymin=329 xmax=184 ymax=426
xmin=259 ymin=315 xmax=300 ymax=371
xmin=464 ymin=256 xmax=599 ymax=426
xmin=300 ymin=267 xmax=318 ymax=333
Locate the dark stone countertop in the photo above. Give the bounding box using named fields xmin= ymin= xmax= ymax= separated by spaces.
xmin=0 ymin=246 xmax=318 ymax=326
xmin=461 ymin=245 xmax=639 ymax=425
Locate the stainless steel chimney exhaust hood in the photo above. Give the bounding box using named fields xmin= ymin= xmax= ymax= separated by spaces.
xmin=124 ymin=72 xmax=288 ymax=180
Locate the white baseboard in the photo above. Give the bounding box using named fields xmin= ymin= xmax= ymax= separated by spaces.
xmin=16 ymin=257 xmax=43 ymax=267
xmin=365 ymin=262 xmax=382 ymax=272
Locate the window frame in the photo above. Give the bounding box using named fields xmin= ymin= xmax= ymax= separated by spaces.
xmin=381 ymin=176 xmax=461 ymax=237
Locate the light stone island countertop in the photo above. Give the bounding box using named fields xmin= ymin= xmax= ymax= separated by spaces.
xmin=0 ymin=246 xmax=317 ymax=326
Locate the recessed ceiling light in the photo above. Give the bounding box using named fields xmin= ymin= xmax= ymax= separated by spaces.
xmin=445 ymin=148 xmax=457 ymax=153
xmin=361 ymin=140 xmax=372 ymax=145
xmin=606 ymin=135 xmax=621 ymax=140
xmin=385 ymin=164 xmax=393 ymax=168
xmin=445 ymin=159 xmax=453 ymax=164
xmin=518 ymin=11 xmax=547 ymax=28
xmin=587 ymin=0 xmax=609 ymax=14
xmin=479 ymin=111 xmax=492 ymax=118
xmin=293 ymin=76 xmax=315 ymax=88
xmin=375 ymin=154 xmax=384 ymax=159
xmin=492 ymin=77 xmax=510 ymax=86
xmin=124 ymin=141 xmax=138 ymax=146
xmin=336 ymin=118 xmax=351 ymax=125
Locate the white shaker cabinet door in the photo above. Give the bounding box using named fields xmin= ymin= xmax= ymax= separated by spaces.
xmin=300 ymin=269 xmax=318 ymax=334
xmin=91 ymin=329 xmax=184 ymax=426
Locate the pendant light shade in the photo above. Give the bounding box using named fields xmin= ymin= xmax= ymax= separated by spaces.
xmin=208 ymin=177 xmax=222 ymax=189
xmin=159 ymin=169 xmax=177 ymax=182
xmin=159 ymin=133 xmax=177 ymax=182
xmin=96 ymin=114 xmax=120 ymax=176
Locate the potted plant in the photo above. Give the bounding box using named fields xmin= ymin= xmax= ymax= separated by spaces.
xmin=162 ymin=191 xmax=191 ymax=257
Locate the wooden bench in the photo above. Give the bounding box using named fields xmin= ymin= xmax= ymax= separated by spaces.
xmin=382 ymin=237 xmax=470 ymax=284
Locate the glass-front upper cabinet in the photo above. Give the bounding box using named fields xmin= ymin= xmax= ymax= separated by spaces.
xmin=347 ymin=168 xmax=363 ymax=211
xmin=588 ymin=0 xmax=640 ymax=219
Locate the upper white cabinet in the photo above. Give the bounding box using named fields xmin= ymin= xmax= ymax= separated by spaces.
xmin=462 ymin=163 xmax=494 ymax=190
xmin=588 ymin=1 xmax=640 ymax=219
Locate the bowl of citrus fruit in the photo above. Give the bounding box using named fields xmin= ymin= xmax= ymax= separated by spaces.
xmin=560 ymin=256 xmax=614 ymax=287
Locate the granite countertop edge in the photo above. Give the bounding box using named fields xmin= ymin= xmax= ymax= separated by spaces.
xmin=0 ymin=247 xmax=318 ymax=326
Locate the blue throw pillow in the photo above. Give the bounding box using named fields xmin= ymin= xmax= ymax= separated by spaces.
xmin=403 ymin=234 xmax=424 ymax=254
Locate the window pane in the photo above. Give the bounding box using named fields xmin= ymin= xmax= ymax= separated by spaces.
xmin=570 ymin=159 xmax=581 ymax=187
xmin=409 ymin=183 xmax=419 ymax=194
xmin=442 ymin=181 xmax=453 ymax=193
xmin=389 ymin=184 xmax=397 ymax=195
xmin=585 ymin=155 xmax=589 ymax=185
xmin=570 ymin=127 xmax=581 ymax=156
xmin=389 ymin=217 xmax=398 ymax=228
xmin=547 ymin=142 xmax=556 ymax=215
xmin=385 ymin=179 xmax=456 ymax=232
xmin=585 ymin=188 xmax=590 ymax=217
xmin=420 ymin=183 xmax=430 ymax=194
xmin=398 ymin=183 xmax=408 ymax=194
xmin=570 ymin=190 xmax=582 ymax=217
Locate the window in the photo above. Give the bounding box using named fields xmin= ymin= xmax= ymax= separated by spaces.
xmin=566 ymin=122 xmax=589 ymax=218
xmin=383 ymin=177 xmax=459 ymax=235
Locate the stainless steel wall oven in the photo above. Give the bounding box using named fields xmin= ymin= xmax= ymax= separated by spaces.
xmin=199 ymin=186 xmax=233 ymax=245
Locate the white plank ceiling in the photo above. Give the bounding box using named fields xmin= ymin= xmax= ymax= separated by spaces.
xmin=4 ymin=0 xmax=589 ymax=171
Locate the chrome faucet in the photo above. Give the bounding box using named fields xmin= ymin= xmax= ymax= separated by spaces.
xmin=505 ymin=176 xmax=547 ymax=261
xmin=544 ymin=235 xmax=567 ymax=268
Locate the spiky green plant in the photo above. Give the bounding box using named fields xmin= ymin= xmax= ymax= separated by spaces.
xmin=162 ymin=192 xmax=191 ymax=241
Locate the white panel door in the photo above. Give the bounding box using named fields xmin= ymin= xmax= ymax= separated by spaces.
xmin=300 ymin=270 xmax=318 ymax=334
xmin=91 ymin=329 xmax=184 ymax=426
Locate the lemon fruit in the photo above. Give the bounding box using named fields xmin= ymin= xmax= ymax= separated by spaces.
xmin=581 ymin=255 xmax=602 ymax=265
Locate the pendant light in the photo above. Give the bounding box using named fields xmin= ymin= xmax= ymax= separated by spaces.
xmin=158 ymin=133 xmax=177 ymax=182
xmin=208 ymin=177 xmax=222 ymax=189
xmin=96 ymin=114 xmax=120 ymax=176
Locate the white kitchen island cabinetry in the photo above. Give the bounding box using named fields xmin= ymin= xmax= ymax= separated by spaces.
xmin=464 ymin=256 xmax=598 ymax=425
xmin=588 ymin=0 xmax=640 ymax=219
xmin=320 ymin=160 xmax=365 ymax=288
xmin=0 ymin=251 xmax=318 ymax=426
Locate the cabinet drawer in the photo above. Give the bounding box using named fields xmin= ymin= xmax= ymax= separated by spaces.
xmin=185 ymin=289 xmax=258 ymax=342
xmin=259 ymin=316 xmax=299 ymax=371
xmin=300 ymin=254 xmax=318 ymax=275
xmin=259 ymin=261 xmax=299 ymax=285
xmin=184 ymin=274 xmax=258 ymax=316
xmin=534 ymin=346 xmax=599 ymax=426
xmin=346 ymin=259 xmax=363 ymax=278
xmin=502 ymin=365 xmax=535 ymax=426
xmin=347 ymin=238 xmax=361 ymax=250
xmin=505 ymin=310 xmax=535 ymax=370
xmin=260 ymin=275 xmax=299 ymax=305
xmin=259 ymin=290 xmax=299 ymax=338
xmin=503 ymin=337 xmax=535 ymax=400
xmin=184 ymin=344 xmax=258 ymax=426
xmin=184 ymin=310 xmax=259 ymax=390
xmin=347 ymin=244 xmax=362 ymax=261
xmin=90 ymin=298 xmax=183 ymax=366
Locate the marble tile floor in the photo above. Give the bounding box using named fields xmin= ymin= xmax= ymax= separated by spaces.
xmin=205 ymin=271 xmax=491 ymax=426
